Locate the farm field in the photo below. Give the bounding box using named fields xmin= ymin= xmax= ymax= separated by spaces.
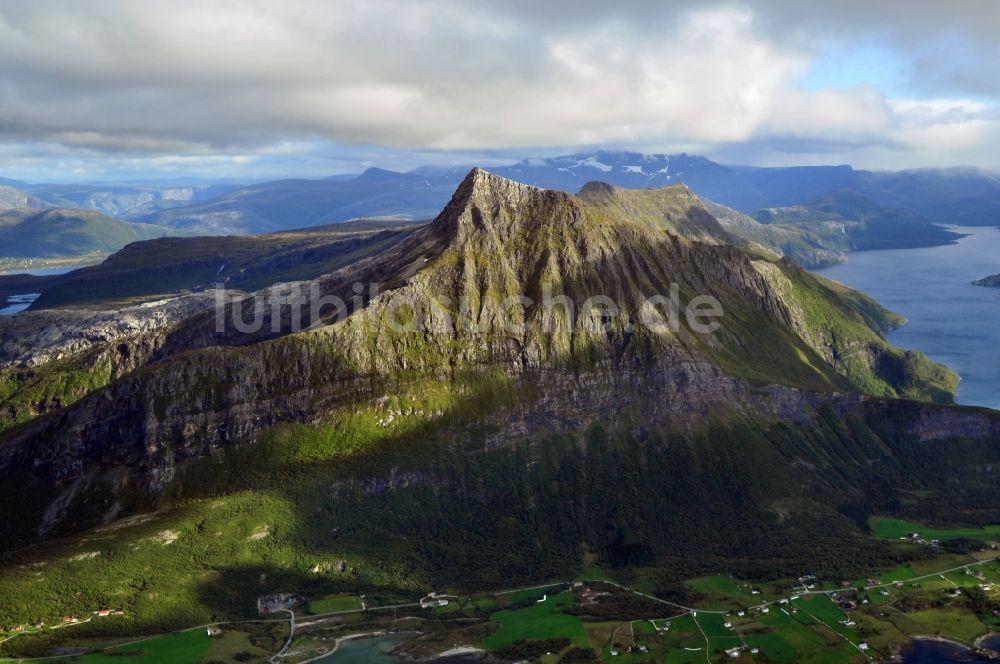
xmin=870 ymin=517 xmax=1000 ymax=542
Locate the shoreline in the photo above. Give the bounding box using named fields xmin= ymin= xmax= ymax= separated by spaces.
xmin=896 ymin=634 xmax=1000 ymax=661
xmin=976 ymin=633 xmax=1000 ymax=649
xmin=297 ymin=630 xmax=423 ymax=664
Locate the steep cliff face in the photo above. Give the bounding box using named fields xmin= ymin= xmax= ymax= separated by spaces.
xmin=0 ymin=169 xmax=973 ymax=543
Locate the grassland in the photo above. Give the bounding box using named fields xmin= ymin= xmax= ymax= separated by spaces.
xmin=306 ymin=595 xmax=364 ymax=615
xmin=870 ymin=517 xmax=1000 ymax=543
xmin=67 ymin=629 xmax=210 ymax=663
xmin=484 ymin=592 xmax=589 ymax=650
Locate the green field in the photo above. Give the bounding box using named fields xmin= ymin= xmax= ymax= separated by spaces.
xmin=69 ymin=629 xmax=211 ymax=663
xmin=485 ymin=591 xmax=589 ymax=651
xmin=306 ymin=594 xmax=364 ymax=614
xmin=684 ymin=575 xmax=789 ymax=610
xmin=870 ymin=517 xmax=1000 ymax=542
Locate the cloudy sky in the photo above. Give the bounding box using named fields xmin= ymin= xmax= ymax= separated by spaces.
xmin=1 ymin=0 xmax=999 ymax=182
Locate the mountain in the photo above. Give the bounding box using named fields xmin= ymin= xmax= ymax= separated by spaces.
xmin=973 ymin=273 xmax=1000 ymax=287
xmin=14 ymin=219 xmax=421 ymax=310
xmin=0 ymin=185 xmax=49 ymax=210
xmin=0 ymin=208 xmax=182 ymax=259
xmin=0 ymin=170 xmax=993 ymax=651
xmin=732 ymin=164 xmax=862 ymax=207
xmin=24 ymin=182 xmax=240 ymax=219
xmin=136 ymin=170 xmax=460 ymax=234
xmin=81 ymin=151 xmax=1000 ymax=241
xmin=735 ymin=163 xmax=1000 ymax=224
xmin=754 ymin=190 xmax=964 ymax=252
xmin=489 ymin=150 xmax=768 ymax=210
xmin=0 ymin=170 xmax=972 ymax=548
xmin=704 ymin=200 xmax=847 ymax=268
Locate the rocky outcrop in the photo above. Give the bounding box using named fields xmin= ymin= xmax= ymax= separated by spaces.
xmin=0 ymin=293 xmax=218 ymax=370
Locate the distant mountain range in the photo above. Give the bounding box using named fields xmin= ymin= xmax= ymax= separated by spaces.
xmin=128 ymin=151 xmax=1000 ymax=236
xmin=127 ymin=169 xmax=460 ymax=234
xmin=0 ymin=208 xmax=181 ymax=259
xmin=2 ymin=150 xmax=998 ymax=262
xmin=0 ymin=182 xmax=240 ymax=218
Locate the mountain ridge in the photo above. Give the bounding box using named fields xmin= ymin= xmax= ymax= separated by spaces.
xmin=0 ymin=169 xmax=961 ymax=537
xmin=0 ymin=168 xmax=994 ymax=646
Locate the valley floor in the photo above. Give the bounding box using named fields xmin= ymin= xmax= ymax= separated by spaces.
xmin=3 ymin=519 xmax=999 ymax=664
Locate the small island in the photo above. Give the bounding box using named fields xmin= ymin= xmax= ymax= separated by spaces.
xmin=973 ymin=273 xmax=1000 ymax=287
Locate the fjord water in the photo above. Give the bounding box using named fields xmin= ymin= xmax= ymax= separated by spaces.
xmin=818 ymin=226 xmax=1000 ymax=411
xmin=902 ymin=635 xmax=1000 ymax=663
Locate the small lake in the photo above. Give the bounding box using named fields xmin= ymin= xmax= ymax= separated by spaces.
xmin=817 ymin=226 xmax=1000 ymax=411
xmin=0 ymin=293 xmax=40 ymax=316
xmin=314 ymin=635 xmax=483 ymax=663
xmin=314 ymin=636 xmax=406 ymax=663
xmin=902 ymin=635 xmax=1000 ymax=663
xmin=0 ymin=264 xmax=84 ymax=316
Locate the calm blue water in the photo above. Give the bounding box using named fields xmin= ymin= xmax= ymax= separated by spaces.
xmin=902 ymin=635 xmax=1000 ymax=662
xmin=817 ymin=226 xmax=1000 ymax=411
xmin=0 ymin=265 xmax=83 ymax=316
xmin=315 ymin=636 xmax=407 ymax=663
xmin=0 ymin=293 xmax=40 ymax=316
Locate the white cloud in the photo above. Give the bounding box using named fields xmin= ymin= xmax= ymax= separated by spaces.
xmin=0 ymin=3 xmax=893 ymax=150
xmin=0 ymin=0 xmax=997 ymax=177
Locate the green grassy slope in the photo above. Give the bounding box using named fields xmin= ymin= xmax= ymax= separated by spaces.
xmin=0 ymin=208 xmax=181 ymax=259
xmin=754 ymin=190 xmax=963 ymax=253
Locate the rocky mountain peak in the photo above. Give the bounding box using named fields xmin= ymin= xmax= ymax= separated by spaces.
xmin=426 ymin=168 xmax=576 ymax=246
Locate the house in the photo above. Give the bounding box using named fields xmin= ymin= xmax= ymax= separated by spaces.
xmin=725 ymin=647 xmax=741 ymax=658
xmin=207 ymin=626 xmax=223 ymax=637
xmin=724 ymin=622 xmax=733 ymax=629
xmin=859 ymin=643 xmax=870 ymax=651
xmin=96 ymin=610 xmax=111 ymax=617
xmin=609 ymin=649 xmax=619 ymax=657
xmin=750 ymin=647 xmax=760 ymax=654
xmin=637 ymin=645 xmax=648 ymax=652
xmin=761 ymin=607 xmax=770 ymax=614
xmin=737 ymin=611 xmax=745 ymax=616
